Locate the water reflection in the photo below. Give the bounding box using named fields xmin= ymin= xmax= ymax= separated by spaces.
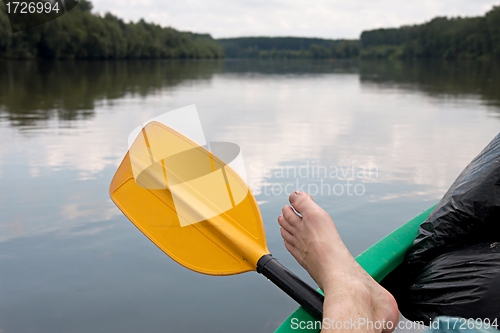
xmin=360 ymin=60 xmax=500 ymax=109
xmin=222 ymin=58 xmax=359 ymax=74
xmin=1 ymin=59 xmax=499 ymax=253
xmin=1 ymin=59 xmax=500 ymax=333
xmin=2 ymin=60 xmax=500 ymax=128
xmin=0 ymin=60 xmax=223 ymax=127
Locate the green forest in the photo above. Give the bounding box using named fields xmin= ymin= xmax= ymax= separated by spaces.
xmin=360 ymin=5 xmax=500 ymax=60
xmin=220 ymin=5 xmax=500 ymax=60
xmin=0 ymin=0 xmax=223 ymax=59
xmin=0 ymin=0 xmax=499 ymax=60
xmin=218 ymin=37 xmax=359 ymax=59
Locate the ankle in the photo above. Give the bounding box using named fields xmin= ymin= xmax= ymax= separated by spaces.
xmin=323 ymin=276 xmax=372 ymax=306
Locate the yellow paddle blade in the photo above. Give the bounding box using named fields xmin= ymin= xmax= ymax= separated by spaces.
xmin=110 ymin=121 xmax=269 ymax=275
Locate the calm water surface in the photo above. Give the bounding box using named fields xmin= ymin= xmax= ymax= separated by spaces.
xmin=1 ymin=59 xmax=499 ymax=333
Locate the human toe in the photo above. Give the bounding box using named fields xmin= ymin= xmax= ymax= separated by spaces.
xmin=280 ymin=226 xmax=296 ymax=246
xmin=278 ymin=214 xmax=296 ymax=233
xmin=289 ymin=192 xmax=319 ymax=217
xmin=282 ymin=205 xmax=302 ymax=226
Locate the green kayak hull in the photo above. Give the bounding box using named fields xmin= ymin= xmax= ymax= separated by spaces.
xmin=274 ymin=205 xmax=436 ymax=333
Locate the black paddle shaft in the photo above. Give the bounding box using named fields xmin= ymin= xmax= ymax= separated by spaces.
xmin=256 ymin=254 xmax=324 ymax=320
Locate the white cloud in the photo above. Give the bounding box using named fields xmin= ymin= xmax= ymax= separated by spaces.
xmin=91 ymin=0 xmax=500 ymax=39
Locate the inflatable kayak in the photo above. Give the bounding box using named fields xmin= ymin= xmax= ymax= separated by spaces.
xmin=274 ymin=205 xmax=436 ymax=333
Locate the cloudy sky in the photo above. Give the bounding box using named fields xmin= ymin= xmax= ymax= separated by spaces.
xmin=91 ymin=0 xmax=499 ymax=39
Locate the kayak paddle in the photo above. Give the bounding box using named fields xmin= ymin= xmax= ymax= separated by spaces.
xmin=109 ymin=120 xmax=324 ymax=319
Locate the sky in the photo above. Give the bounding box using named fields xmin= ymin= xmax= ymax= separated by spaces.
xmin=90 ymin=0 xmax=500 ymax=39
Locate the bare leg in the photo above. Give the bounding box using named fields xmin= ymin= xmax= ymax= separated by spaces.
xmin=277 ymin=191 xmax=399 ymax=333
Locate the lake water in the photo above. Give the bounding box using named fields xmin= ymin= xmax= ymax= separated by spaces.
xmin=1 ymin=59 xmax=499 ymax=333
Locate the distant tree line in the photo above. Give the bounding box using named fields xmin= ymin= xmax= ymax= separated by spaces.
xmin=220 ymin=5 xmax=500 ymax=60
xmin=1 ymin=0 xmax=499 ymax=60
xmin=0 ymin=0 xmax=223 ymax=59
xmin=361 ymin=5 xmax=500 ymax=59
xmin=218 ymin=37 xmax=359 ymax=59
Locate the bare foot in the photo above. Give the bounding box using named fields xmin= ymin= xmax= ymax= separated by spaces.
xmin=277 ymin=191 xmax=398 ymax=333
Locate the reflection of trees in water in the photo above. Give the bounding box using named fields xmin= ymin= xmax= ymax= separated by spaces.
xmin=221 ymin=59 xmax=359 ymax=74
xmin=2 ymin=59 xmax=500 ymax=127
xmin=225 ymin=60 xmax=500 ymax=111
xmin=0 ymin=60 xmax=222 ymax=127
xmin=359 ymin=60 xmax=500 ymax=110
